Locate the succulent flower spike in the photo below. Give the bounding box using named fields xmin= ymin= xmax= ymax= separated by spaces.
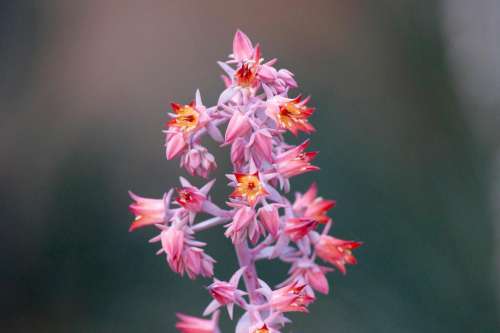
xmin=128 ymin=30 xmax=362 ymax=333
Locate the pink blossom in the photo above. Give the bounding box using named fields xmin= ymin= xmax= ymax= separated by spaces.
xmin=274 ymin=140 xmax=319 ymax=179
xmin=315 ymin=235 xmax=362 ymax=274
xmin=181 ymin=145 xmax=217 ymax=178
xmin=128 ymin=190 xmax=172 ymax=231
xmin=176 ymin=187 xmax=206 ymax=212
xmin=166 ymin=130 xmax=188 ymax=160
xmin=257 ymin=204 xmax=281 ymax=238
xmin=160 ymin=227 xmax=184 ymax=272
xmin=258 ymin=280 xmax=315 ymax=313
xmin=204 ymin=267 xmax=246 ymax=319
xmin=183 ymin=245 xmax=215 ymax=279
xmin=224 ymin=206 xmax=256 ymax=243
xmin=293 ymin=183 xmax=335 ymax=224
xmin=176 ymin=311 xmax=220 ymax=333
xmin=225 ymin=110 xmax=252 ymax=144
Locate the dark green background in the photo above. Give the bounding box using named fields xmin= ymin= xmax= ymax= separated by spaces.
xmin=2 ymin=1 xmax=498 ymax=332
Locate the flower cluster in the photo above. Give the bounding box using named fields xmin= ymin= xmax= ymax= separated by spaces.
xmin=129 ymin=30 xmax=362 ymax=333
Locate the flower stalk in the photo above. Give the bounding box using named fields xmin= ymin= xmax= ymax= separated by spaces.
xmin=128 ymin=30 xmax=362 ymax=333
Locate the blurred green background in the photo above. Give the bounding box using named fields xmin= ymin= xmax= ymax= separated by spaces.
xmin=2 ymin=1 xmax=499 ymax=332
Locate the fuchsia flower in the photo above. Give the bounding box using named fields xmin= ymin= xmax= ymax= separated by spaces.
xmin=128 ymin=30 xmax=362 ymax=333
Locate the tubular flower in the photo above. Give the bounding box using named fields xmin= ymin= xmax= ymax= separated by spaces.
xmin=176 ymin=311 xmax=220 ymax=333
xmin=276 ymin=96 xmax=315 ymax=135
xmin=128 ymin=190 xmax=172 ymax=231
xmin=315 ymin=235 xmax=362 ymax=274
xmin=274 ymin=140 xmax=319 ymax=179
xmin=230 ymin=172 xmax=268 ymax=206
xmin=128 ymin=30 xmax=363 ymax=333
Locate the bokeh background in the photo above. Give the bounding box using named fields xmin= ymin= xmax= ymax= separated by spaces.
xmin=2 ymin=0 xmax=499 ymax=332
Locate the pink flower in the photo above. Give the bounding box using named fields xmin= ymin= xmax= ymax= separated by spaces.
xmin=183 ymin=245 xmax=215 ymax=279
xmin=204 ymin=267 xmax=246 ymax=319
xmin=284 ymin=218 xmax=317 ymax=242
xmin=315 ymin=235 xmax=362 ymax=274
xmin=225 ymin=111 xmax=252 ymax=144
xmin=176 ymin=311 xmax=220 ymax=333
xmin=160 ymin=227 xmax=185 ymax=273
xmin=262 ymin=281 xmax=315 ymax=313
xmin=176 ymin=187 xmax=206 ymax=212
xmin=165 ymin=90 xmax=210 ymax=160
xmin=293 ymin=183 xmax=335 ymax=224
xmin=128 ymin=190 xmax=172 ymax=231
xmin=151 ymin=224 xmax=215 ymax=279
xmin=274 ymin=140 xmax=319 ymax=179
xmin=249 ymin=130 xmax=273 ymax=166
xmin=224 ymin=206 xmax=257 ymax=243
xmin=266 ymin=96 xmax=315 ymax=135
xmin=181 ymin=145 xmax=217 ymax=178
xmin=281 ymin=259 xmax=333 ymax=295
xmin=257 ymin=204 xmax=281 ymax=238
xmin=165 ymin=130 xmax=188 ymax=160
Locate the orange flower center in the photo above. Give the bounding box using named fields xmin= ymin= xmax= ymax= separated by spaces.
xmin=170 ymin=105 xmax=199 ymax=131
xmin=231 ymin=173 xmax=268 ymax=205
xmin=278 ymin=101 xmax=308 ymax=129
xmin=254 ymin=325 xmax=269 ymax=333
xmin=235 ymin=63 xmax=258 ymax=87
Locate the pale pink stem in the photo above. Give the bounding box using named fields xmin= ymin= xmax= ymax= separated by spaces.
xmin=235 ymin=240 xmax=264 ymax=306
xmin=191 ymin=217 xmax=229 ymax=232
